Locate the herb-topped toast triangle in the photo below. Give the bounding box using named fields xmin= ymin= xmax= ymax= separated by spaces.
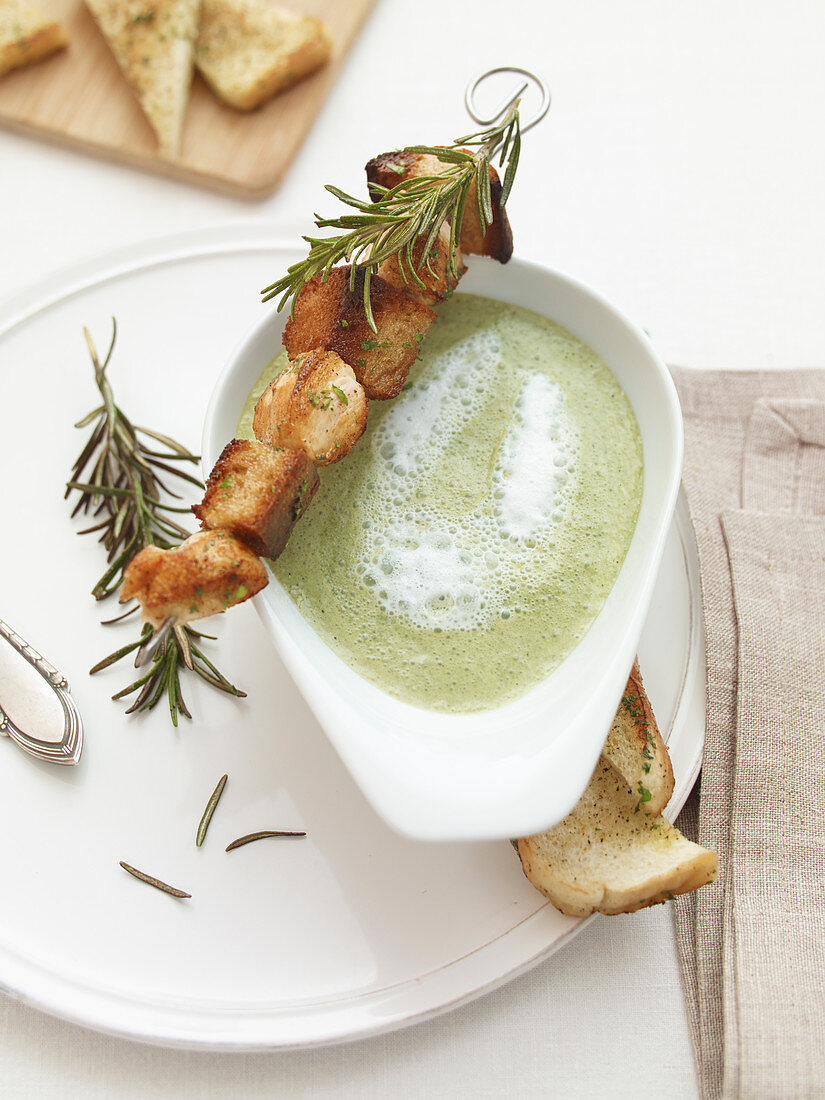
xmin=516 ymin=663 xmax=716 ymax=916
xmin=195 ymin=0 xmax=331 ymax=112
xmin=84 ymin=0 xmax=200 ymax=158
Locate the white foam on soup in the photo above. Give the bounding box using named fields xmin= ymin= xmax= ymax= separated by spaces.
xmin=370 ymin=329 xmax=502 ymax=475
xmin=356 ymin=337 xmax=580 ymax=632
xmin=492 ymin=374 xmax=579 ymax=539
xmin=362 ymin=519 xmax=486 ymax=631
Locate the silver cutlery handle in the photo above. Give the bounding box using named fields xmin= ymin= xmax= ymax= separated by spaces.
xmin=0 ymin=617 xmax=83 ymax=765
xmin=0 ymin=617 xmax=67 ymax=688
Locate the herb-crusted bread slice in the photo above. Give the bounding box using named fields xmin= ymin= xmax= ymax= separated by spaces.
xmin=0 ymin=0 xmax=68 ymax=78
xmin=85 ymin=0 xmax=200 ymax=157
xmin=516 ymin=663 xmax=716 ymax=917
xmin=602 ymin=659 xmax=674 ymax=816
xmin=516 ymin=758 xmax=717 ymax=917
xmin=195 ymin=0 xmax=332 ymax=111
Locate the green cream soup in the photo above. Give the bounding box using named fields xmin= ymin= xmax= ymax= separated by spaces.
xmin=238 ymin=294 xmax=643 ymax=712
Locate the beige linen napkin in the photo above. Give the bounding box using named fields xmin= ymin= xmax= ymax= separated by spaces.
xmin=670 ymin=369 xmax=825 ymax=1099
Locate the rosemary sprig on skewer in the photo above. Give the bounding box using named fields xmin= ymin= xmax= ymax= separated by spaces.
xmin=261 ymin=101 xmax=521 ymax=329
xmin=88 ymin=620 xmax=246 ymax=725
xmin=67 ymin=322 xmax=245 ymax=725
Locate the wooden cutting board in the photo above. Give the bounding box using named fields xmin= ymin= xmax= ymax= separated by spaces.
xmin=0 ymin=0 xmax=376 ymax=198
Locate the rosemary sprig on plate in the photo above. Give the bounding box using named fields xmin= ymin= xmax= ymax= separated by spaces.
xmin=260 ymin=100 xmax=521 ymax=330
xmin=67 ymin=322 xmax=245 ymax=725
xmin=66 ymin=322 xmax=202 ymax=601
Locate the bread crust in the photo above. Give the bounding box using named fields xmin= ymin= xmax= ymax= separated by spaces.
xmin=283 ymin=266 xmax=435 ymax=400
xmin=516 ymin=664 xmax=716 ymax=917
xmin=366 ymin=150 xmax=443 ymax=196
xmin=193 ymin=437 xmax=319 ymax=558
xmin=517 ymin=757 xmax=717 ymax=918
xmin=85 ymin=0 xmax=200 ymax=157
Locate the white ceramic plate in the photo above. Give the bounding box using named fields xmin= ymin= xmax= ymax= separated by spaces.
xmin=0 ymin=227 xmax=703 ymax=1050
xmin=205 ymin=256 xmax=683 ymax=841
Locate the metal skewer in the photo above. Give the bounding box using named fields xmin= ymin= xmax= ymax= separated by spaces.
xmin=465 ymin=66 xmax=550 ymax=135
xmin=134 ymin=615 xmax=177 ymax=668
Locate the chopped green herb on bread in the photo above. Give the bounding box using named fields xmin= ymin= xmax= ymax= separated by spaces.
xmin=602 ymin=659 xmax=674 ymax=816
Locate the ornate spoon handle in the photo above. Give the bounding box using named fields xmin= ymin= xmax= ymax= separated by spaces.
xmin=0 ymin=618 xmax=83 ymax=765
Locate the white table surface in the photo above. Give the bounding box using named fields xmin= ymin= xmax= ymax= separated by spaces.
xmin=1 ymin=1 xmax=823 ymax=1096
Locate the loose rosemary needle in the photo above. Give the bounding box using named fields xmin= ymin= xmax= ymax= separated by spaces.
xmin=261 ymin=101 xmax=521 ymax=330
xmin=225 ymin=831 xmax=307 ymax=851
xmin=67 ymin=322 xmax=245 ymax=725
xmin=119 ymin=861 xmax=191 ymax=899
xmin=196 ymin=774 xmax=228 ymax=847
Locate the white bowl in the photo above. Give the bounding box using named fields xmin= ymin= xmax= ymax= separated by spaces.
xmin=203 ymin=255 xmax=682 ymax=842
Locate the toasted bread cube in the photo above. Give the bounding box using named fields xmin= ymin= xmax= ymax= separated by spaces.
xmin=366 ymin=150 xmax=443 ymax=197
xmin=366 ymin=150 xmax=514 ymax=263
xmin=253 ymin=349 xmax=367 ymax=465
xmin=458 ymin=158 xmax=513 ymax=262
xmin=195 ymin=0 xmax=332 ymax=112
xmin=120 ymin=528 xmax=267 ymax=629
xmin=376 ymin=223 xmax=466 ymax=306
xmin=0 ymin=0 xmax=68 ymax=78
xmin=283 ymin=266 xmax=435 ymax=400
xmin=192 ymin=438 xmax=319 ymax=559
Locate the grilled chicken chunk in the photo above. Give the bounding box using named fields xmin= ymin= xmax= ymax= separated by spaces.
xmin=376 ymin=223 xmax=466 ymax=307
xmin=283 ymin=266 xmax=435 ymax=400
xmin=120 ymin=529 xmax=268 ymax=629
xmin=192 ymin=438 xmax=319 ymax=558
xmin=366 ymin=150 xmax=514 ymax=263
xmin=253 ymin=349 xmax=368 ymax=465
